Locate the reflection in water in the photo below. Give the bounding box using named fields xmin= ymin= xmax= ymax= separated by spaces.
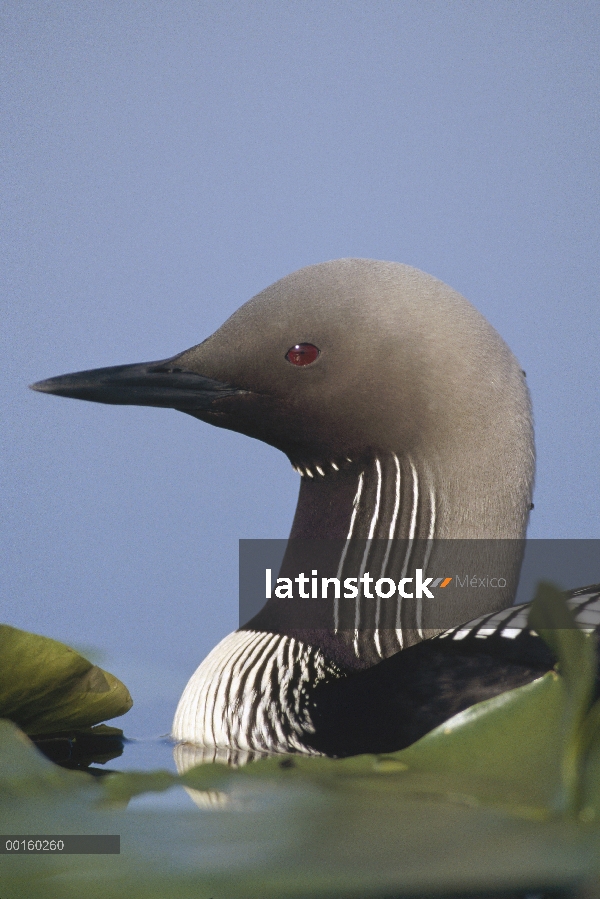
xmin=37 ymin=722 xmax=297 ymax=810
xmin=173 ymin=741 xmax=272 ymax=771
xmin=32 ymin=725 xmax=126 ymax=773
xmin=173 ymin=741 xmax=281 ymax=810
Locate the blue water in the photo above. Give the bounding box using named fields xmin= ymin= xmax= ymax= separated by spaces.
xmin=107 ymin=734 xmax=180 ymax=774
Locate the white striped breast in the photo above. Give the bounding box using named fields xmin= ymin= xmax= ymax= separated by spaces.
xmin=172 ymin=629 xmax=342 ymax=754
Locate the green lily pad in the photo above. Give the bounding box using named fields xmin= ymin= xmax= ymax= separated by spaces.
xmin=0 ymin=624 xmax=132 ymax=734
xmin=0 ymin=715 xmax=598 ymax=899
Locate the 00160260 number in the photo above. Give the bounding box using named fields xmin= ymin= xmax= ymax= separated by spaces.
xmin=5 ymin=838 xmax=65 ymax=851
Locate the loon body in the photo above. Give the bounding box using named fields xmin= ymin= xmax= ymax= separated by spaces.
xmin=32 ymin=258 xmax=588 ymax=761
xmin=170 ymin=586 xmax=600 ymax=764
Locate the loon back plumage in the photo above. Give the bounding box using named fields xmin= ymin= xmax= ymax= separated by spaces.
xmin=32 ymin=259 xmax=538 ymax=759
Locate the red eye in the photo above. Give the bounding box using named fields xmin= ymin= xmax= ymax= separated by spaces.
xmin=285 ymin=343 xmax=320 ymax=366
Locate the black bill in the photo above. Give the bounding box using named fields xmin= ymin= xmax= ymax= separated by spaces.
xmin=30 ymin=360 xmax=246 ymax=412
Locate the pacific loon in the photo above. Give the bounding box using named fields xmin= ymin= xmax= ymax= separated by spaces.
xmin=31 ymin=259 xmax=598 ymax=763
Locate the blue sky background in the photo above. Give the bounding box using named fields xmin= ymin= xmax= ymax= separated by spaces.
xmin=2 ymin=2 xmax=599 ymax=738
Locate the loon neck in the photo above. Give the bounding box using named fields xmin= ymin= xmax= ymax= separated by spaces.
xmin=289 ymin=453 xmax=436 ymax=544
xmin=244 ymin=452 xmax=525 ymax=670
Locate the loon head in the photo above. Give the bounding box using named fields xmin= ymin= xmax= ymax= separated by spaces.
xmin=32 ymin=259 xmax=533 ymax=532
xmin=32 ymin=259 xmax=534 ymax=669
